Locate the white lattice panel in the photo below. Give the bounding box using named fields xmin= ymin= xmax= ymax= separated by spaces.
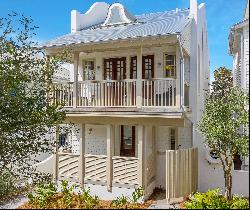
xmin=113 ymin=157 xmax=139 ymax=185
xmin=85 ymin=155 xmax=107 ymax=182
xmin=58 ymin=153 xmax=79 ymax=180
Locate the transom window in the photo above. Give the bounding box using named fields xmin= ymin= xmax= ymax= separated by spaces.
xmin=165 ymin=54 xmax=176 ymax=78
xmin=83 ymin=60 xmax=95 ymax=80
xmin=120 ymin=125 xmax=136 ymax=157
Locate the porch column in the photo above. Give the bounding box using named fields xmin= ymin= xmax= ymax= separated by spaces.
xmin=53 ymin=125 xmax=59 ymax=182
xmin=136 ymin=48 xmax=143 ymax=108
xmin=138 ymin=125 xmax=146 ymax=190
xmin=107 ymin=124 xmax=114 ymax=192
xmin=78 ymin=124 xmax=85 ymax=187
xmin=73 ymin=52 xmax=79 ymax=108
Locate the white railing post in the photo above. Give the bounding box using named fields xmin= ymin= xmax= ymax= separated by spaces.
xmin=53 ymin=125 xmax=59 ymax=182
xmin=73 ymin=52 xmax=79 ymax=108
xmin=136 ymin=48 xmax=143 ymax=108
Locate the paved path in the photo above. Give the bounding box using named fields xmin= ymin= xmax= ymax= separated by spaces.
xmin=148 ymin=203 xmax=179 ymax=209
xmin=0 ymin=195 xmax=28 ymax=209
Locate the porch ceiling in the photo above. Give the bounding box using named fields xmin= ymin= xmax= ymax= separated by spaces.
xmin=64 ymin=112 xmax=185 ymax=127
xmin=43 ymin=35 xmax=178 ymax=55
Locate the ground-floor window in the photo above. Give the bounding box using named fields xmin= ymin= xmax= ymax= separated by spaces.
xmin=170 ymin=128 xmax=177 ymax=150
xmin=120 ymin=125 xmax=136 ymax=157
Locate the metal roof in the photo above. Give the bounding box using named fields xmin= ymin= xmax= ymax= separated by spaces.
xmin=39 ymin=9 xmax=191 ymax=49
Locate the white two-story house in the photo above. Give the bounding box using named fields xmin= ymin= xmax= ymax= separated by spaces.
xmin=229 ymin=0 xmax=249 ymax=92
xmin=38 ymin=0 xmax=210 ymax=201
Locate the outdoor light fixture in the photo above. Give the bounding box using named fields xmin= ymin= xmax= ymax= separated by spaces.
xmin=88 ymin=128 xmax=93 ymax=134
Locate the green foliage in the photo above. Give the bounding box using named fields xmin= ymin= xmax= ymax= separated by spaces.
xmin=60 ymin=180 xmax=75 ymax=207
xmin=0 ymin=171 xmax=17 ymax=200
xmin=79 ymin=188 xmax=100 ymax=209
xmin=111 ymin=194 xmax=130 ymax=208
xmin=230 ymin=195 xmax=249 ymax=209
xmin=111 ymin=187 xmax=144 ymax=208
xmin=183 ymin=189 xmax=249 ymax=209
xmin=198 ymin=67 xmax=249 ymax=199
xmin=0 ymin=12 xmax=67 ymax=184
xmin=28 ymin=182 xmax=57 ymax=209
xmin=131 ymin=187 xmax=144 ymax=204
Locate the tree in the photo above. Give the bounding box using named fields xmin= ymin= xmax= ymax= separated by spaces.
xmin=198 ymin=67 xmax=249 ymax=200
xmin=0 ymin=13 xmax=67 ymax=183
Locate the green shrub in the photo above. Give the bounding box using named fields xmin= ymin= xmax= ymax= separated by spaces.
xmin=111 ymin=194 xmax=130 ymax=208
xmin=131 ymin=187 xmax=144 ymax=204
xmin=60 ymin=180 xmax=75 ymax=207
xmin=183 ymin=189 xmax=249 ymax=209
xmin=28 ymin=182 xmax=57 ymax=208
xmin=111 ymin=187 xmax=144 ymax=209
xmin=230 ymin=195 xmax=249 ymax=209
xmin=79 ymin=188 xmax=100 ymax=209
xmin=0 ymin=171 xmax=18 ymax=200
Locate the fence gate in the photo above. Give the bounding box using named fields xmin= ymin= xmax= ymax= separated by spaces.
xmin=166 ymin=147 xmax=198 ymax=203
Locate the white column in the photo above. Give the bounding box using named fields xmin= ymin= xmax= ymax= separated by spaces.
xmin=78 ymin=124 xmax=85 ymax=187
xmin=107 ymin=124 xmax=114 ymax=192
xmin=73 ymin=52 xmax=80 ymax=108
xmin=138 ymin=125 xmax=145 ymax=189
xmin=136 ymin=48 xmax=143 ymax=108
xmin=53 ymin=125 xmax=59 ymax=182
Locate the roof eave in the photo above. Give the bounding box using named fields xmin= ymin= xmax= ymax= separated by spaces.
xmin=39 ymin=33 xmax=180 ymax=53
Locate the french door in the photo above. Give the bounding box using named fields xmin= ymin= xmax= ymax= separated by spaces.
xmin=142 ymin=55 xmax=154 ymax=105
xmin=104 ymin=57 xmax=126 ymax=106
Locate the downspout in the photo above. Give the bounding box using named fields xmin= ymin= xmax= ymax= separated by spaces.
xmin=177 ymin=34 xmax=185 ymax=111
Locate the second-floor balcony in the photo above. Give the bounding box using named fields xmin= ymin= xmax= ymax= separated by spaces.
xmin=50 ymin=78 xmax=178 ymax=110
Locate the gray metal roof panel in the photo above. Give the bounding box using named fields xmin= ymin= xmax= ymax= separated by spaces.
xmin=39 ymin=9 xmax=191 ymax=48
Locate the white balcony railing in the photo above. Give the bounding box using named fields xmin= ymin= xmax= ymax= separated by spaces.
xmin=50 ymin=78 xmax=177 ymax=108
xmin=142 ymin=78 xmax=176 ymax=107
xmin=78 ymin=79 xmax=137 ymax=107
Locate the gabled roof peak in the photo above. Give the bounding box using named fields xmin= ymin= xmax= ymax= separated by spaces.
xmin=71 ymin=2 xmax=137 ymax=32
xmin=102 ymin=3 xmax=136 ymax=26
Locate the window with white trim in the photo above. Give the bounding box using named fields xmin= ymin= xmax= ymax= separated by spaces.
xmin=83 ymin=60 xmax=95 ymax=80
xmin=165 ymin=54 xmax=176 ymax=78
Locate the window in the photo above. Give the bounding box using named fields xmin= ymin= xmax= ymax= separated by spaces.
xmin=130 ymin=56 xmax=137 ymax=79
xmin=184 ymin=84 xmax=189 ymax=106
xmin=120 ymin=125 xmax=136 ymax=157
xmin=83 ymin=60 xmax=95 ymax=80
xmin=59 ymin=133 xmax=68 ymax=147
xmin=170 ymin=128 xmax=176 ymax=150
xmin=165 ymin=54 xmax=176 ymax=78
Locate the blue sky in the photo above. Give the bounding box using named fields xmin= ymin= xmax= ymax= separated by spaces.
xmin=0 ymin=0 xmax=247 ymax=80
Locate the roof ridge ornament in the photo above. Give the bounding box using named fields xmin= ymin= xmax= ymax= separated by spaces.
xmin=102 ymin=3 xmax=137 ymax=26
xmin=71 ymin=2 xmax=110 ymax=33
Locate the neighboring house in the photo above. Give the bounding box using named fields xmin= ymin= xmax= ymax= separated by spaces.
xmin=229 ymin=0 xmax=249 ymax=170
xmin=38 ymin=0 xmax=211 ymax=200
xmin=197 ymin=0 xmax=249 ymax=198
xmin=229 ymin=0 xmax=249 ymax=91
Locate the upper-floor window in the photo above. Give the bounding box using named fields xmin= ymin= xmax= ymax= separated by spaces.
xmin=83 ymin=60 xmax=95 ymax=80
xmin=165 ymin=54 xmax=176 ymax=78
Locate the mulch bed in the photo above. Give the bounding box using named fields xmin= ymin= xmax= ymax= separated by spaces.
xmin=17 ymin=193 xmax=154 ymax=209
